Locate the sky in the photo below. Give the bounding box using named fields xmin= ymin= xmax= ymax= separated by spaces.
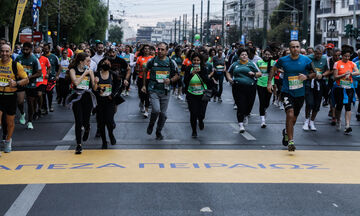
xmin=107 ymin=0 xmax=223 ymax=30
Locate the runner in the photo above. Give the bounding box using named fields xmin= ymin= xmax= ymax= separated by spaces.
xmin=333 ymin=47 xmax=360 ymax=134
xmin=326 ymin=48 xmax=340 ymax=125
xmin=91 ymin=42 xmax=105 ymax=65
xmin=226 ymin=48 xmax=261 ymax=133
xmin=256 ymin=48 xmax=275 ymax=128
xmin=303 ymin=45 xmax=330 ymax=131
xmin=183 ymin=52 xmax=213 ymax=138
xmin=15 ymin=42 xmax=42 ymax=130
xmin=67 ymin=52 xmax=97 ymax=154
xmin=57 ymin=49 xmax=71 ymax=106
xmin=212 ymin=48 xmax=226 ymax=103
xmin=94 ymin=57 xmax=118 ymax=149
xmin=0 ymin=44 xmax=28 ymax=153
xmin=136 ymin=45 xmax=153 ymax=118
xmin=120 ymin=45 xmax=135 ymax=96
xmin=142 ymin=42 xmax=179 ymax=140
xmin=34 ymin=46 xmax=50 ymax=119
xmin=171 ymin=46 xmax=184 ymax=100
xmin=43 ymin=44 xmax=60 ymax=113
xmin=267 ymin=40 xmax=316 ymax=151
xmin=108 ymin=47 xmax=130 ymax=101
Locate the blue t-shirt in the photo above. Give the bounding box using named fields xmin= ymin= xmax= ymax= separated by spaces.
xmin=275 ymin=55 xmax=313 ymax=97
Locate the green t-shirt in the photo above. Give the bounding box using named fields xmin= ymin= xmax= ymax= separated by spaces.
xmin=15 ymin=54 xmax=41 ymax=89
xmin=147 ymin=56 xmax=178 ymax=94
xmin=257 ymin=59 xmax=275 ymax=87
xmin=229 ymin=61 xmax=258 ymax=86
xmin=45 ymin=53 xmax=60 ymax=80
xmin=187 ymin=71 xmax=207 ymax=95
xmin=306 ymin=54 xmax=328 ymax=85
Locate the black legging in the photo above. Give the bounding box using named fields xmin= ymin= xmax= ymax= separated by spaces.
xmin=334 ymin=87 xmax=353 ymax=112
xmin=96 ymin=99 xmax=116 ymax=144
xmin=232 ymin=83 xmax=256 ymax=122
xmin=186 ymin=93 xmax=208 ymax=133
xmin=72 ymin=93 xmax=93 ymax=144
xmin=58 ymin=78 xmax=70 ymax=104
xmin=137 ymin=78 xmax=150 ymax=108
xmin=257 ymin=85 xmax=272 ymax=116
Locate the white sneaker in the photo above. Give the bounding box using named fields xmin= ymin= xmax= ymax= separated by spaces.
xmin=336 ymin=120 xmax=341 ymax=131
xmin=121 ymin=90 xmax=126 ymax=96
xmin=19 ymin=113 xmax=26 ymax=125
xmin=177 ymin=95 xmax=183 ymax=100
xmin=143 ymin=111 xmax=149 ymax=118
xmin=4 ymin=138 xmax=12 ymax=153
xmin=27 ymin=122 xmax=34 ymax=130
xmin=239 ymin=124 xmax=245 ymax=133
xmin=279 ymin=103 xmax=284 ymax=110
xmin=302 ymin=119 xmax=309 ymax=131
xmin=233 ymin=104 xmax=237 ymax=110
xmin=125 ymin=91 xmax=129 ymax=96
xmin=243 ymin=116 xmax=248 ymax=125
xmin=274 ymin=100 xmax=279 ymax=107
xmin=309 ymin=120 xmax=317 ymax=131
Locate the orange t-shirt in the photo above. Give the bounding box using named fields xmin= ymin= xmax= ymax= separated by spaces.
xmin=136 ymin=56 xmax=153 ymax=79
xmin=36 ymin=56 xmax=50 ymax=87
xmin=334 ymin=60 xmax=356 ymax=86
xmin=182 ymin=58 xmax=192 ymax=67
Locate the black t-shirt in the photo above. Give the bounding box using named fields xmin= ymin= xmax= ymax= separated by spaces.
xmin=110 ymin=56 xmax=128 ymax=79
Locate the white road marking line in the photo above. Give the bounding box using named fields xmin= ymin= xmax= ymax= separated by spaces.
xmin=200 ymin=207 xmax=213 ymax=213
xmin=5 ymin=146 xmax=70 ymax=216
xmin=62 ymin=124 xmax=75 ymax=141
xmin=230 ymin=123 xmax=256 ymax=140
xmin=332 ymin=203 xmax=339 ymax=208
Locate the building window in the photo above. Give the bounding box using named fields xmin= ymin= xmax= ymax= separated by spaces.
xmin=341 ymin=0 xmax=345 ymax=8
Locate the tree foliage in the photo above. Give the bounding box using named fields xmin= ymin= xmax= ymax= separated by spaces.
xmin=226 ymin=26 xmax=240 ymax=45
xmin=247 ymin=28 xmax=264 ymax=48
xmin=0 ymin=0 xmax=108 ymax=44
xmin=108 ymin=25 xmax=123 ymax=44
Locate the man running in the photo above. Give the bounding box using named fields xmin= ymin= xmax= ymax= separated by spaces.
xmin=267 ymin=40 xmax=316 ymax=151
xmin=0 ymin=44 xmax=29 ymax=153
xmin=142 ymin=42 xmax=179 ymax=140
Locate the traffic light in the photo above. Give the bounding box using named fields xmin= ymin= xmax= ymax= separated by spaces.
xmin=110 ymin=14 xmax=113 ymax=21
xmin=216 ymin=36 xmax=220 ymax=40
xmin=226 ymin=22 xmax=230 ymax=27
xmin=345 ymin=24 xmax=353 ymax=37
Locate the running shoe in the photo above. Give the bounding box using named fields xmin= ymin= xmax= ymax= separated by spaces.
xmin=302 ymin=120 xmax=309 ymax=131
xmin=49 ymin=107 xmax=54 ymax=112
xmin=156 ymin=131 xmax=164 ymax=140
xmin=218 ymin=97 xmax=222 ymax=103
xmin=102 ymin=142 xmax=108 ymax=149
xmin=192 ymin=131 xmax=198 ymax=138
xmin=147 ymin=124 xmax=154 ymax=135
xmin=273 ymin=100 xmax=279 ymax=107
xmin=19 ymin=113 xmax=26 ymax=125
xmin=4 ymin=138 xmax=12 ymax=153
xmin=322 ymin=101 xmax=329 ymax=107
xmin=261 ymin=121 xmax=266 ymax=128
xmin=239 ymin=125 xmax=245 ymax=133
xmin=110 ymin=134 xmax=116 ymax=145
xmin=336 ymin=120 xmax=341 ymax=131
xmin=344 ymin=127 xmax=352 ymax=135
xmin=75 ymin=144 xmax=82 ymax=154
xmin=213 ymin=97 xmax=217 ymax=102
xmin=83 ymin=127 xmax=90 ymax=141
xmin=233 ymin=104 xmax=237 ymax=110
xmin=282 ymin=129 xmax=289 ymax=146
xmin=199 ymin=120 xmax=204 ymax=130
xmin=279 ymin=103 xmax=284 ymax=110
xmin=287 ymin=140 xmax=296 ymax=152
xmin=143 ymin=111 xmax=149 ymax=118
xmin=27 ymin=122 xmax=34 ymax=130
xmin=309 ymin=121 xmax=317 ymax=131
xmin=121 ymin=90 xmax=126 ymax=96
xmin=331 ymin=118 xmax=336 ymax=126
xmin=125 ymin=91 xmax=129 ymax=96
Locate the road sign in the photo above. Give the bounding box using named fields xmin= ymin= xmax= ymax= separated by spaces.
xmin=290 ymin=30 xmax=298 ymax=40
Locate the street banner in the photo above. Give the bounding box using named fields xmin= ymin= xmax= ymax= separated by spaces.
xmin=12 ymin=0 xmax=29 ymax=50
xmin=291 ymin=30 xmax=299 ymax=41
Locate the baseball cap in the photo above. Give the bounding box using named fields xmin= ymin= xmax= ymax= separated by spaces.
xmin=326 ymin=43 xmax=335 ymax=49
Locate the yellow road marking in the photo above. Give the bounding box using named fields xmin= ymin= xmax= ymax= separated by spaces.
xmin=0 ymin=150 xmax=359 ymax=185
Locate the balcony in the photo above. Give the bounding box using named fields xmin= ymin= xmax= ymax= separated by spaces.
xmin=317 ymin=8 xmax=332 ymax=14
xmin=349 ymin=4 xmax=360 ymax=10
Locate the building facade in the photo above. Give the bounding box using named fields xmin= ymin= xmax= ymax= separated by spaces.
xmin=317 ymin=0 xmax=360 ymax=47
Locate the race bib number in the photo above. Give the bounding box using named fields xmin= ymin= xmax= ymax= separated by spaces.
xmin=59 ymin=69 xmax=67 ymax=79
xmin=340 ymin=79 xmax=352 ymax=89
xmin=288 ymin=75 xmax=303 ymax=90
xmin=0 ymin=74 xmax=9 ymax=87
xmin=180 ymin=71 xmax=185 ymax=76
xmin=36 ymin=76 xmax=43 ymax=83
xmin=216 ymin=65 xmax=225 ymax=72
xmin=99 ymin=84 xmax=112 ymax=96
xmin=24 ymin=68 xmax=33 ymax=76
xmin=315 ymin=68 xmax=322 ymax=75
xmin=156 ymin=71 xmax=169 ymax=83
xmin=189 ymin=83 xmax=204 ymax=94
xmin=76 ymin=75 xmax=89 ymax=90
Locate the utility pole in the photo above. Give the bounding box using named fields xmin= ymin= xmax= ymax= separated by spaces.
xmin=170 ymin=28 xmax=173 ymax=43
xmin=263 ymin=0 xmax=268 ymax=49
xmin=57 ymin=0 xmax=60 ymax=45
xmin=179 ymin=16 xmax=181 ymax=44
xmin=201 ymin=0 xmax=203 ymax=43
xmin=185 ymin=14 xmax=188 ymax=42
xmin=310 ymin=0 xmax=315 ymax=47
xmin=222 ymin=0 xmax=225 ymax=47
xmin=174 ymin=18 xmax=177 ymax=44
xmin=196 ymin=14 xmax=198 ymax=34
xmin=353 ymin=0 xmax=358 ymax=48
xmin=183 ymin=14 xmax=185 ymax=42
xmin=192 ymin=4 xmax=195 ymax=44
xmin=106 ymin=0 xmax=110 ymax=41
xmin=302 ymin=0 xmax=309 ymax=45
xmin=45 ymin=0 xmax=49 ymax=43
xmin=206 ymin=0 xmax=210 ymax=45
xmin=239 ymin=0 xmax=243 ymax=42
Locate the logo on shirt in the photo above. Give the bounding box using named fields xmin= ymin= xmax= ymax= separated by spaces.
xmin=154 ymin=63 xmax=158 ymax=66
xmin=341 ymin=65 xmax=345 ymax=69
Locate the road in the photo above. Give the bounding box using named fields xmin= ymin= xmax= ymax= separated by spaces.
xmin=1 ymin=82 xmax=360 ymax=216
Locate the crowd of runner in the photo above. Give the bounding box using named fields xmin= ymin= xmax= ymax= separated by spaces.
xmin=1 ymin=37 xmax=360 ymax=154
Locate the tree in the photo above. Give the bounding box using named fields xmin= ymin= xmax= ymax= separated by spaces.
xmin=108 ymin=25 xmax=123 ymax=44
xmin=268 ymin=18 xmax=293 ymax=46
xmin=247 ymin=28 xmax=264 ymax=48
xmin=226 ymin=25 xmax=240 ymax=45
